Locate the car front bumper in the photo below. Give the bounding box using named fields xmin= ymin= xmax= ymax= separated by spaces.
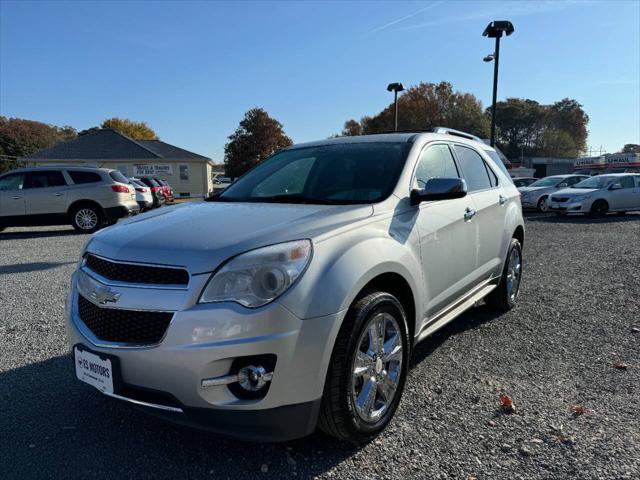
xmin=548 ymin=200 xmax=588 ymax=213
xmin=65 ymin=270 xmax=344 ymax=441
xmin=520 ymin=198 xmax=539 ymax=209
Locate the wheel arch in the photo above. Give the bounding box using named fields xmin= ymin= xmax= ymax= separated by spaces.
xmin=513 ymin=224 xmax=525 ymax=247
xmin=354 ymin=272 xmax=416 ymax=342
xmin=67 ymin=199 xmax=105 ymax=218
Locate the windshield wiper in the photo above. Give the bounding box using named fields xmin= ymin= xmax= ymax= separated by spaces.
xmin=212 ymin=194 xmax=361 ymax=205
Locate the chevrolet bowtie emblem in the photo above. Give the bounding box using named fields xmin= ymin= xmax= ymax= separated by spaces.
xmin=90 ymin=285 xmax=121 ymax=305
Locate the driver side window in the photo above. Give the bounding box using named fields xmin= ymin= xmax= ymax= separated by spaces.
xmin=413 ymin=144 xmax=459 ymax=189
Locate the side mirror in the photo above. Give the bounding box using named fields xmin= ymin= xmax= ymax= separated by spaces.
xmin=410 ymin=177 xmax=467 ymax=206
xmin=608 ymin=183 xmax=622 ymax=190
xmin=557 ymin=183 xmax=568 ymax=188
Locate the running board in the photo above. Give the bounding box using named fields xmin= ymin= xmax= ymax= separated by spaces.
xmin=415 ymin=279 xmax=498 ymax=344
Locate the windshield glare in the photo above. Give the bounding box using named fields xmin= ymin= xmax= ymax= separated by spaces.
xmin=219 ymin=142 xmax=410 ymax=204
xmin=528 ymin=177 xmax=563 ymax=188
xmin=573 ymin=176 xmax=616 ymax=189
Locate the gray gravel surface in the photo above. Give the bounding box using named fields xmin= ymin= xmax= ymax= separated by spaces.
xmin=1 ymin=214 xmax=639 ymax=479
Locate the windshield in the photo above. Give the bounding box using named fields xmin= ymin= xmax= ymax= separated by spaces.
xmin=528 ymin=177 xmax=563 ymax=188
xmin=573 ymin=176 xmax=616 ymax=189
xmin=218 ymin=142 xmax=410 ymax=204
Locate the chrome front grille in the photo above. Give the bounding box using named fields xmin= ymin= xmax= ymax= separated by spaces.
xmin=85 ymin=254 xmax=189 ymax=286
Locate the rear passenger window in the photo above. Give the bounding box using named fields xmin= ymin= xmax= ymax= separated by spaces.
xmin=109 ymin=171 xmax=130 ymax=184
xmin=484 ymin=164 xmax=498 ymax=187
xmin=413 ymin=144 xmax=459 ymax=189
xmin=484 ymin=150 xmax=512 ymax=183
xmin=69 ymin=171 xmax=102 ymax=184
xmin=25 ymin=170 xmax=67 ymax=189
xmin=454 ymin=146 xmax=492 ymax=192
xmin=620 ymin=176 xmax=635 ymax=189
xmin=566 ymin=176 xmax=583 ymax=186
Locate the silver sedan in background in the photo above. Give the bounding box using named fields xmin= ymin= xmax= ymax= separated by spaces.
xmin=518 ymin=174 xmax=589 ymax=212
xmin=548 ymin=173 xmax=640 ymax=216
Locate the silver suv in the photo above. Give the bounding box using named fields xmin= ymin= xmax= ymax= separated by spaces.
xmin=67 ymin=130 xmax=525 ymax=442
xmin=0 ymin=166 xmax=139 ymax=233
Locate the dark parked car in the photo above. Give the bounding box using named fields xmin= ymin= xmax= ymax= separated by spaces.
xmin=137 ymin=177 xmax=165 ymax=208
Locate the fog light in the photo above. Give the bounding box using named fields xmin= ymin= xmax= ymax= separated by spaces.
xmin=201 ymin=354 xmax=277 ymax=400
xmin=237 ymin=365 xmax=273 ymax=391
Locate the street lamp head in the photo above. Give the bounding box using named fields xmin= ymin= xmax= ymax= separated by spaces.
xmin=387 ymin=82 xmax=405 ymax=93
xmin=482 ymin=20 xmax=514 ymax=38
xmin=483 ymin=54 xmax=495 ymax=62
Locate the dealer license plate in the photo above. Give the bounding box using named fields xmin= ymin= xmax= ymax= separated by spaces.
xmin=74 ymin=347 xmax=114 ymax=394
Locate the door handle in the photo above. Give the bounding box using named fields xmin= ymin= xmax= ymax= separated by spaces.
xmin=54 ymin=193 xmax=63 ymax=197
xmin=12 ymin=196 xmax=22 ymax=200
xmin=499 ymin=195 xmax=507 ymax=205
xmin=464 ymin=208 xmax=476 ymax=221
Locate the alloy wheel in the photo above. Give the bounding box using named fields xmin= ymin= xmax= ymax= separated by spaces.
xmin=539 ymin=197 xmax=548 ymax=212
xmin=506 ymin=247 xmax=522 ymax=302
xmin=350 ymin=312 xmax=403 ymax=423
xmin=75 ymin=209 xmax=98 ymax=230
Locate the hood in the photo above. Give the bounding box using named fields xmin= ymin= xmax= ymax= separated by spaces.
xmin=87 ymin=201 xmax=373 ymax=274
xmin=518 ymin=186 xmax=547 ymax=193
xmin=552 ymin=188 xmax=597 ymax=197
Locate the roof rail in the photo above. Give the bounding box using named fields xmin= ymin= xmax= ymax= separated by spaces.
xmin=432 ymin=127 xmax=483 ymax=143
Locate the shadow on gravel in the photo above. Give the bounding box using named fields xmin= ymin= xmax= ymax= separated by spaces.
xmin=0 ymin=261 xmax=75 ymax=274
xmin=0 ymin=228 xmax=79 ymax=239
xmin=0 ymin=355 xmax=360 ymax=479
xmin=410 ymin=305 xmax=499 ymax=369
xmin=524 ymin=212 xmax=640 ymax=224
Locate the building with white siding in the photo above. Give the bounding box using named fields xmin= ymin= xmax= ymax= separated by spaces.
xmin=23 ymin=129 xmax=215 ymax=198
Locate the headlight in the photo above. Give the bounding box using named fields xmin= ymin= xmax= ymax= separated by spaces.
xmin=573 ymin=194 xmax=592 ymax=201
xmin=199 ymin=240 xmax=312 ymax=308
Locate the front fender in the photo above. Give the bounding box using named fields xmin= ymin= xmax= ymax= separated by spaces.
xmin=279 ymin=226 xmax=423 ymax=324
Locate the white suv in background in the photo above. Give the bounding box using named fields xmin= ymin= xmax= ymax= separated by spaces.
xmin=0 ymin=166 xmax=139 ymax=233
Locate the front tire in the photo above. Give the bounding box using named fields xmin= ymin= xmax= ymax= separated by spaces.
xmin=318 ymin=291 xmax=409 ymax=444
xmin=537 ymin=196 xmax=549 ymax=213
xmin=70 ymin=205 xmax=103 ymax=233
xmin=486 ymin=238 xmax=522 ymax=312
xmin=589 ymin=199 xmax=608 ymax=217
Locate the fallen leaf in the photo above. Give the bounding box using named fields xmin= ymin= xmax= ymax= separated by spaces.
xmin=571 ymin=405 xmax=591 ymax=416
xmin=614 ymin=362 xmax=629 ymax=370
xmin=500 ymin=394 xmax=516 ymax=413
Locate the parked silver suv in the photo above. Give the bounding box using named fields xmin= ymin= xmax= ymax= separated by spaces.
xmin=67 ymin=130 xmax=525 ymax=442
xmin=0 ymin=166 xmax=139 ymax=233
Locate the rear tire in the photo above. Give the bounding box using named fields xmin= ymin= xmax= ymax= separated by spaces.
xmin=70 ymin=205 xmax=103 ymax=233
xmin=486 ymin=238 xmax=522 ymax=312
xmin=318 ymin=291 xmax=410 ymax=444
xmin=589 ymin=199 xmax=608 ymax=217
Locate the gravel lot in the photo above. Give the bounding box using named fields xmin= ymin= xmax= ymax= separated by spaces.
xmin=1 ymin=213 xmax=639 ymax=479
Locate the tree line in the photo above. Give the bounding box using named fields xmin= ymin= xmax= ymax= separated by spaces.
xmin=0 ymin=117 xmax=157 ymax=172
xmin=3 ymin=82 xmax=637 ymax=177
xmin=339 ymin=82 xmax=591 ymax=160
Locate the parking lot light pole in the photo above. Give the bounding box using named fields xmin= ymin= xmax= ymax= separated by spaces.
xmin=387 ymin=82 xmax=405 ymax=132
xmin=483 ymin=21 xmax=514 ymax=147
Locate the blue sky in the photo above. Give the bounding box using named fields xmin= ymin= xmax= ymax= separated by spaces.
xmin=1 ymin=0 xmax=638 ymax=161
